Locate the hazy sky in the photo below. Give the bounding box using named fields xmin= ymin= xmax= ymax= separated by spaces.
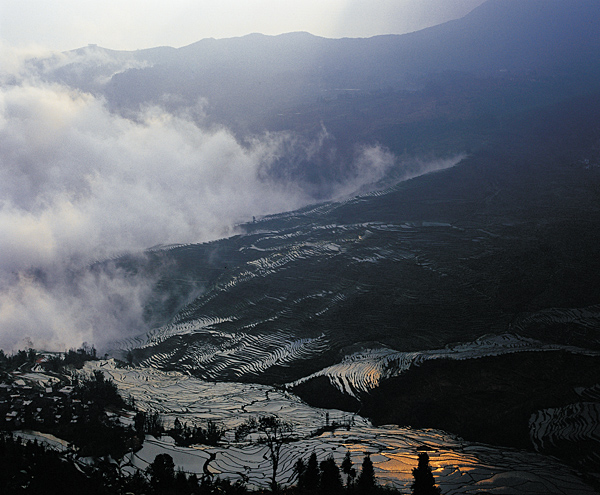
xmin=0 ymin=0 xmax=485 ymax=51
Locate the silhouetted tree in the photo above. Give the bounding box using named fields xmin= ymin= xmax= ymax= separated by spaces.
xmin=357 ymin=454 xmax=376 ymax=494
xmin=296 ymin=452 xmax=321 ymax=492
xmin=411 ymin=452 xmax=441 ymax=495
xmin=134 ymin=411 xmax=146 ymax=439
xmin=148 ymin=453 xmax=176 ymax=492
xmin=294 ymin=458 xmax=306 ymax=489
xmin=198 ymin=475 xmax=248 ymax=494
xmin=0 ymin=433 xmax=102 ymax=494
xmin=122 ymin=469 xmax=151 ymax=494
xmin=235 ymin=415 xmax=293 ymax=492
xmin=74 ymin=370 xmax=124 ymax=408
xmin=134 ymin=410 xmax=164 ymax=437
xmin=175 ymin=469 xmax=192 ymax=493
xmin=341 ymin=450 xmax=357 ymax=488
xmin=320 ymin=455 xmax=343 ymax=494
xmin=27 ymin=348 xmax=37 ymax=363
xmin=147 ymin=410 xmax=164 ymax=436
xmin=172 ymin=418 xmax=225 ymax=446
xmin=197 ymin=419 xmax=225 ymax=445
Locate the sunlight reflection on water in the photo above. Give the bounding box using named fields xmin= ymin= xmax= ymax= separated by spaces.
xmin=85 ymin=360 xmax=596 ymax=494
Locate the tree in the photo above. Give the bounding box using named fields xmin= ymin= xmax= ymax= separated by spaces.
xmin=411 ymin=452 xmax=441 ymax=495
xmin=196 ymin=419 xmax=225 ymax=446
xmin=303 ymin=452 xmax=320 ymax=491
xmin=319 ymin=455 xmax=343 ymax=494
xmin=172 ymin=418 xmax=225 ymax=447
xmin=145 ymin=411 xmax=164 ymax=437
xmin=174 ymin=417 xmax=183 ymax=436
xmin=74 ymin=370 xmax=124 ymax=409
xmin=294 ymin=458 xmax=306 ymax=489
xmin=341 ymin=451 xmax=357 ymax=488
xmin=235 ymin=415 xmax=293 ymax=492
xmin=357 ymin=454 xmax=376 ymax=494
xmin=122 ymin=470 xmax=151 ymax=494
xmin=134 ymin=411 xmax=146 ymax=439
xmin=27 ymin=348 xmax=37 ymax=364
xmin=147 ymin=453 xmax=176 ymax=492
xmin=134 ymin=410 xmax=164 ymax=438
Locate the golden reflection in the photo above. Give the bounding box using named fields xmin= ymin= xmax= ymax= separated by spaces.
xmin=337 ymin=442 xmax=481 ymax=486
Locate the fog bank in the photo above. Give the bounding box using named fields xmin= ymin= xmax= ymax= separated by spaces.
xmin=0 ymin=46 xmax=459 ymax=352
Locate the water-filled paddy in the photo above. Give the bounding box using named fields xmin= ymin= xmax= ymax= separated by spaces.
xmin=85 ymin=360 xmax=596 ymax=493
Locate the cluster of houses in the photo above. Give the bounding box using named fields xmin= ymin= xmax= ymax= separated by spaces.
xmin=0 ymin=370 xmax=88 ymax=432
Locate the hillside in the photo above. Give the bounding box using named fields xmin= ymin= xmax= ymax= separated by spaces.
xmin=97 ymin=87 xmax=600 ymax=486
xmin=8 ymin=0 xmax=600 ymax=488
xmin=41 ymin=0 xmax=600 ymax=140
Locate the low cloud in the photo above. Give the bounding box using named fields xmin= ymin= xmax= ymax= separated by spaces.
xmin=0 ymin=265 xmax=155 ymax=352
xmin=0 ymin=46 xmax=408 ymax=352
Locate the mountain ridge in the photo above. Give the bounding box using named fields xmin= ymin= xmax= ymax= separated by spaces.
xmin=46 ymin=0 xmax=598 ymax=137
xmin=78 ymin=0 xmax=600 ymax=72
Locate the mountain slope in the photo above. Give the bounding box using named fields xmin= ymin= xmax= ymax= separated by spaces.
xmin=110 ymin=90 xmax=600 ymax=385
xmin=46 ymin=0 xmax=598 ymax=134
xmin=400 ymin=0 xmax=600 ymax=73
xmin=100 ymin=91 xmax=600 ymax=486
xmin=44 ymin=3 xmax=600 ymax=484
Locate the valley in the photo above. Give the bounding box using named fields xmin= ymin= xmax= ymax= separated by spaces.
xmin=2 ymin=1 xmax=600 ymax=492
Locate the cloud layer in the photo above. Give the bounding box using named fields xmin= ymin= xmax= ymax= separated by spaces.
xmin=0 ymin=47 xmax=402 ymax=352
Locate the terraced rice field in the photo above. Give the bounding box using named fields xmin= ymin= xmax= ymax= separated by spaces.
xmin=99 ymin=181 xmax=600 ymax=491
xmin=114 ymin=219 xmax=512 ymax=383
xmin=288 ymin=333 xmax=600 ymax=397
xmin=84 ymin=360 xmax=596 ymax=493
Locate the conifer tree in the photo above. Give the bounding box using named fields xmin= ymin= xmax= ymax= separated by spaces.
xmin=319 ymin=455 xmax=343 ymax=494
xmin=341 ymin=450 xmax=357 ymax=488
xmin=357 ymin=454 xmax=376 ymax=494
xmin=411 ymin=452 xmax=441 ymax=495
xmin=147 ymin=453 xmax=176 ymax=492
xmin=294 ymin=458 xmax=307 ymax=489
xmin=304 ymin=452 xmax=321 ymax=491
